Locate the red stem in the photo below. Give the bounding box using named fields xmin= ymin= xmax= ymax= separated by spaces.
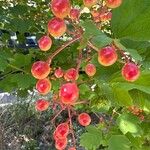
xmin=68 ymin=106 xmax=76 ymax=146
xmin=47 ymin=35 xmax=81 ymax=64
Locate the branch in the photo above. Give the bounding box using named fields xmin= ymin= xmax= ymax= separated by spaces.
xmin=47 ymin=35 xmax=81 ymax=64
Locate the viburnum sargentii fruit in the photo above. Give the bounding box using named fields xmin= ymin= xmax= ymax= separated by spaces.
xmin=38 ymin=36 xmax=52 ymax=51
xmin=35 ymin=99 xmax=50 ymax=111
xmin=106 ymin=0 xmax=123 ymax=9
xmin=85 ymin=63 xmax=96 ymax=77
xmin=59 ymin=83 xmax=79 ymax=105
xmin=51 ymin=0 xmax=71 ymax=19
xmin=31 ymin=61 xmax=50 ymax=79
xmin=30 ymin=0 xmax=142 ymax=149
xmin=98 ymin=46 xmax=118 ymax=66
xmin=78 ymin=113 xmax=91 ymax=126
xmin=48 ymin=17 xmax=67 ymax=37
xmin=36 ymin=78 xmax=51 ymax=95
xmin=121 ymin=62 xmax=140 ymax=82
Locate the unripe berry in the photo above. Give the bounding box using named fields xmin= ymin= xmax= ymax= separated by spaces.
xmin=55 ymin=137 xmax=67 ymax=150
xmin=55 ymin=123 xmax=69 ymax=138
xmin=78 ymin=113 xmax=91 ymax=126
xmin=64 ymin=68 xmax=79 ymax=81
xmin=106 ymin=0 xmax=122 ymax=9
xmin=85 ymin=63 xmax=96 ymax=77
xmin=48 ymin=17 xmax=67 ymax=37
xmin=31 ymin=61 xmax=50 ymax=79
xmin=35 ymin=99 xmax=50 ymax=111
xmin=51 ymin=0 xmax=71 ymax=19
xmin=121 ymin=63 xmax=140 ymax=82
xmin=59 ymin=83 xmax=79 ymax=105
xmin=54 ymin=68 xmax=64 ymax=78
xmin=36 ymin=78 xmax=51 ymax=95
xmin=83 ymin=0 xmax=97 ymax=8
xmin=38 ymin=36 xmax=52 ymax=51
xmin=69 ymin=8 xmax=80 ymax=21
xmin=98 ymin=46 xmax=118 ymax=66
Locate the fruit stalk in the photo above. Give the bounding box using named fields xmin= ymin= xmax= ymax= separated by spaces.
xmin=47 ymin=35 xmax=81 ymax=64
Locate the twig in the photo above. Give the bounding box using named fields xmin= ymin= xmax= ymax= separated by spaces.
xmin=87 ymin=42 xmax=99 ymax=52
xmin=68 ymin=106 xmax=76 ymax=146
xmin=47 ymin=35 xmax=81 ymax=64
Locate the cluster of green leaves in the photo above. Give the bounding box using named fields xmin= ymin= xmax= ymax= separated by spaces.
xmin=0 ymin=0 xmax=150 ymax=149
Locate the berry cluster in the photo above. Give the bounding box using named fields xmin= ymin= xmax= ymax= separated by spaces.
xmin=31 ymin=0 xmax=141 ymax=149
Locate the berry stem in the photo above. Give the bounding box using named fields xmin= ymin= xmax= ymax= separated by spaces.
xmin=51 ymin=107 xmax=66 ymax=125
xmin=67 ymin=106 xmax=76 ymax=147
xmin=47 ymin=35 xmax=81 ymax=64
xmin=76 ymin=48 xmax=82 ymax=71
xmin=87 ymin=42 xmax=99 ymax=52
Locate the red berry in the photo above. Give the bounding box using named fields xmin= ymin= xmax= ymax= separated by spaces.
xmin=38 ymin=36 xmax=52 ymax=51
xmin=55 ymin=137 xmax=67 ymax=150
xmin=85 ymin=63 xmax=96 ymax=77
xmin=69 ymin=8 xmax=80 ymax=21
xmin=121 ymin=63 xmax=140 ymax=82
xmin=35 ymin=99 xmax=50 ymax=111
xmin=59 ymin=83 xmax=79 ymax=105
xmin=64 ymin=68 xmax=79 ymax=81
xmin=51 ymin=0 xmax=71 ymax=19
xmin=83 ymin=0 xmax=97 ymax=8
xmin=48 ymin=17 xmax=67 ymax=37
xmin=31 ymin=61 xmax=50 ymax=79
xmin=78 ymin=113 xmax=91 ymax=126
xmin=36 ymin=78 xmax=51 ymax=95
xmin=54 ymin=68 xmax=64 ymax=78
xmin=55 ymin=123 xmax=69 ymax=138
xmin=98 ymin=46 xmax=118 ymax=66
xmin=106 ymin=0 xmax=122 ymax=9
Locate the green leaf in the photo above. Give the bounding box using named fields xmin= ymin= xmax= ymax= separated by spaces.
xmin=0 ymin=58 xmax=8 ymax=71
xmin=108 ymin=135 xmax=131 ymax=150
xmin=114 ymin=39 xmax=142 ymax=61
xmin=111 ymin=0 xmax=150 ymax=41
xmin=117 ymin=113 xmax=143 ymax=136
xmin=80 ymin=125 xmax=102 ymax=150
xmin=91 ymin=34 xmax=112 ymax=49
xmin=80 ymin=20 xmax=112 ymax=48
xmin=11 ymin=74 xmax=36 ymax=89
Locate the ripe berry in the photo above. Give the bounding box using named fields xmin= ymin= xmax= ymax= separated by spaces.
xmin=48 ymin=17 xmax=67 ymax=37
xmin=64 ymin=68 xmax=79 ymax=81
xmin=98 ymin=46 xmax=118 ymax=66
xmin=51 ymin=0 xmax=71 ymax=19
xmin=36 ymin=78 xmax=51 ymax=95
xmin=59 ymin=83 xmax=79 ymax=105
xmin=122 ymin=63 xmax=140 ymax=82
xmin=55 ymin=123 xmax=69 ymax=138
xmin=106 ymin=0 xmax=122 ymax=9
xmin=54 ymin=68 xmax=64 ymax=78
xmin=35 ymin=99 xmax=50 ymax=111
xmin=83 ymin=0 xmax=97 ymax=8
xmin=38 ymin=36 xmax=52 ymax=51
xmin=31 ymin=61 xmax=50 ymax=79
xmin=69 ymin=8 xmax=80 ymax=21
xmin=55 ymin=137 xmax=67 ymax=150
xmin=78 ymin=113 xmax=91 ymax=126
xmin=53 ymin=130 xmax=60 ymax=141
xmin=85 ymin=63 xmax=96 ymax=77
xmin=69 ymin=147 xmax=76 ymax=150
